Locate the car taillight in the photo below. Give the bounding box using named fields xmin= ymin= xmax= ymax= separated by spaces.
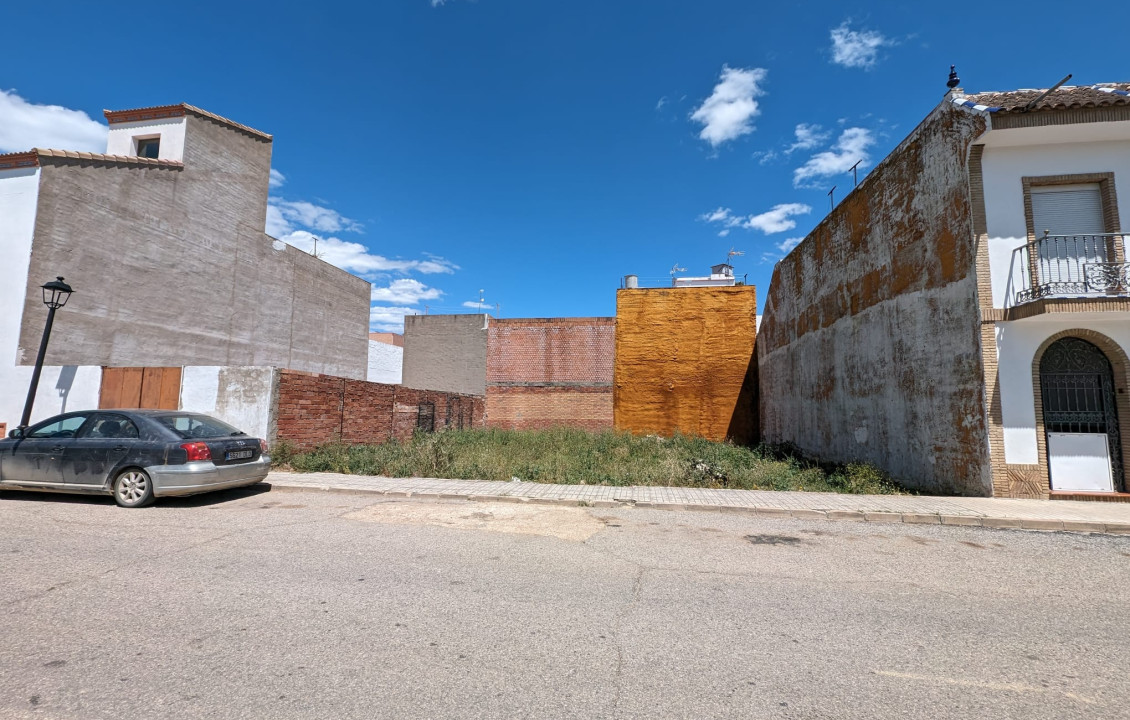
xmin=259 ymin=439 xmax=269 ymax=453
xmin=181 ymin=442 xmax=212 ymax=462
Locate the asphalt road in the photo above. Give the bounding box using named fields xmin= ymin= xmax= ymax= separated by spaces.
xmin=1 ymin=486 xmax=1128 ymax=720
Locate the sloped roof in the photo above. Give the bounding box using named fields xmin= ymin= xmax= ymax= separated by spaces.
xmin=955 ymin=83 xmax=1130 ymax=114
xmin=0 ymin=149 xmax=184 ymax=170
xmin=103 ymin=103 xmax=272 ymax=141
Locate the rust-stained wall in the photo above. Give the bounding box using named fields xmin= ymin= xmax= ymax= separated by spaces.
xmin=614 ymin=286 xmax=757 ymax=443
xmin=757 ymin=103 xmax=991 ymax=495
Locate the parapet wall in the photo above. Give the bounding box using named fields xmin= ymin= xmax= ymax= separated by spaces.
xmin=756 ymin=103 xmax=991 ymax=495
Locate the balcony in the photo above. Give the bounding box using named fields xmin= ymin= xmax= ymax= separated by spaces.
xmin=1009 ymin=233 xmax=1130 ymax=306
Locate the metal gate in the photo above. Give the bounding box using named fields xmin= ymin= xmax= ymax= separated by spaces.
xmin=1039 ymin=337 xmax=1124 ymax=491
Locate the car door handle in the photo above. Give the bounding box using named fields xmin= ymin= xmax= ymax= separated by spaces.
xmin=113 ymin=446 xmax=128 ymax=452
xmin=52 ymin=446 xmax=65 ymax=452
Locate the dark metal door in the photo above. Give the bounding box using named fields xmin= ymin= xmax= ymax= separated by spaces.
xmin=1039 ymin=337 xmax=1124 ymax=491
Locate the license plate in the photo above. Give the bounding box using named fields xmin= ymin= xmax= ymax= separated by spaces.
xmin=226 ymin=450 xmax=254 ymax=460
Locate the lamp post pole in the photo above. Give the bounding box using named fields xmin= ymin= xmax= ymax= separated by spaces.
xmin=18 ymin=277 xmax=73 ymax=431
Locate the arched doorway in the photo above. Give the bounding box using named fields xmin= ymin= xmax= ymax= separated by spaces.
xmin=1039 ymin=337 xmax=1124 ymax=492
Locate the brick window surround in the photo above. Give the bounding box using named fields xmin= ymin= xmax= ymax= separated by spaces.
xmin=1029 ymin=328 xmax=1130 ymax=495
xmin=1020 ymin=173 xmax=1124 ymax=281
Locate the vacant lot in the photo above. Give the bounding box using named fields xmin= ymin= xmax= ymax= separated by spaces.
xmin=274 ymin=428 xmax=905 ymax=494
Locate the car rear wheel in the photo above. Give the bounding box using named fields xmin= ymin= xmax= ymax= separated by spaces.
xmin=113 ymin=469 xmax=154 ymax=508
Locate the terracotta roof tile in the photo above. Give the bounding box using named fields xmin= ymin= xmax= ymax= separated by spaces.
xmin=33 ymin=148 xmax=184 ymax=169
xmin=961 ymin=83 xmax=1130 ymax=114
xmin=103 ymin=103 xmax=272 ymax=142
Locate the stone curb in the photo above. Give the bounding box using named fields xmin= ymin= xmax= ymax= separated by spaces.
xmin=263 ymin=483 xmax=1129 ymax=536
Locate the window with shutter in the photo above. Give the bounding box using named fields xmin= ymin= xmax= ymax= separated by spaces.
xmin=1030 ymin=184 xmax=1105 ymax=237
xmin=1029 ymin=184 xmax=1108 ymax=286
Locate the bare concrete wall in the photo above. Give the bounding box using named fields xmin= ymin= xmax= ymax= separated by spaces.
xmin=757 ymin=103 xmax=990 ymax=495
xmin=18 ymin=112 xmax=370 ymax=379
xmin=614 ymin=286 xmax=758 ymax=443
xmin=179 ymin=366 xmax=279 ymax=442
xmin=401 ymin=314 xmax=489 ymax=396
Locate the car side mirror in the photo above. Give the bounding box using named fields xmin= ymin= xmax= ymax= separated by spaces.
xmin=8 ymin=428 xmax=23 ymax=439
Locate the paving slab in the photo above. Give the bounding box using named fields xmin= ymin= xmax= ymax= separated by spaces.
xmin=265 ymin=471 xmax=1130 ymax=535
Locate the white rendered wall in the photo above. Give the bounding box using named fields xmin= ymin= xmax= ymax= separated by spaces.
xmin=0 ymin=167 xmax=103 ymax=428
xmin=367 ymin=341 xmax=403 ymax=385
xmin=995 ymin=313 xmax=1130 ymax=464
xmin=105 ymin=117 xmax=187 ymax=161
xmin=179 ymin=366 xmax=278 ymax=442
xmin=981 ymin=132 xmax=1130 ymax=308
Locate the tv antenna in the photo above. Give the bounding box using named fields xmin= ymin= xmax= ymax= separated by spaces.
xmin=726 ymin=247 xmax=745 ymax=264
xmin=670 ymin=263 xmax=687 ymax=277
xmin=849 ymin=160 xmax=862 ymax=187
xmin=827 ymin=186 xmax=837 ymax=211
xmin=309 ymin=235 xmax=326 ymax=259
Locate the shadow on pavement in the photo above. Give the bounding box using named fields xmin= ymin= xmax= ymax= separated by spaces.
xmin=0 ymin=483 xmax=272 ymax=509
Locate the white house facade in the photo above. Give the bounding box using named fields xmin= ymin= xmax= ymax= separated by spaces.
xmin=969 ymin=83 xmax=1130 ymax=497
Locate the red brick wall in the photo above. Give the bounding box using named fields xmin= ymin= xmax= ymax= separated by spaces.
xmin=276 ymin=370 xmax=484 ymax=449
xmin=486 ymin=318 xmax=615 ymax=431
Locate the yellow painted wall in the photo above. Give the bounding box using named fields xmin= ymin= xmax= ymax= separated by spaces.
xmin=613 ymin=286 xmax=758 ymax=443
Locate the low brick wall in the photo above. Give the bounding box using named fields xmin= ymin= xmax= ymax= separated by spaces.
xmin=486 ymin=317 xmax=615 ymax=431
xmin=276 ymin=369 xmax=484 ymax=449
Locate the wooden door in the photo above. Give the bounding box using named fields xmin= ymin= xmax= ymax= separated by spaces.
xmin=100 ymin=367 xmax=182 ymax=410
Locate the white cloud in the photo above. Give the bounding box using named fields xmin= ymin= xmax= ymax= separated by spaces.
xmin=752 ymin=149 xmax=779 ymax=166
xmin=268 ymin=198 xmax=362 ymax=235
xmin=370 ymin=306 xmax=419 ymax=333
xmin=793 ymin=127 xmax=875 ymax=188
xmin=786 ymin=123 xmax=831 ymax=154
xmin=690 ymin=66 xmax=767 ymax=148
xmin=699 ymin=203 xmax=812 ymax=235
xmin=776 ymin=237 xmax=804 ymax=254
xmin=830 ymin=22 xmax=891 ymax=69
xmin=275 ymin=229 xmax=458 ymax=276
xmin=462 ymin=300 xmax=491 ymax=309
xmin=0 ymin=89 xmax=107 ymax=153
xmin=655 ymin=97 xmax=668 ymax=111
xmin=371 ymin=278 xmax=443 ymax=305
xmin=269 ymin=168 xmax=286 ymax=189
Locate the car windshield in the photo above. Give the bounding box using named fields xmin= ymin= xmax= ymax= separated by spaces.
xmin=154 ymin=415 xmax=244 ymax=440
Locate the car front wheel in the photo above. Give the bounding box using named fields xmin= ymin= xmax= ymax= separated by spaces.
xmin=113 ymin=469 xmax=154 ymax=508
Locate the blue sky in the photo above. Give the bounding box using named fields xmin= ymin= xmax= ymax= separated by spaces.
xmin=3 ymin=0 xmax=1128 ymax=331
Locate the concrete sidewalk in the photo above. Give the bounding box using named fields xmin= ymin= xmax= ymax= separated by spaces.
xmin=265 ymin=471 xmax=1130 ymax=535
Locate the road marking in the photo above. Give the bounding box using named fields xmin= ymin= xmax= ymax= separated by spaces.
xmin=872 ymin=670 xmax=1095 ymax=704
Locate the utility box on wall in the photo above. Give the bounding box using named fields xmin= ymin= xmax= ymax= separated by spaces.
xmin=613 ymin=285 xmax=758 ymax=444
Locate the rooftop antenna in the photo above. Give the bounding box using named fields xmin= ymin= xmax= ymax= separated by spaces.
xmin=309 ymin=235 xmax=323 ymax=259
xmin=946 ymin=64 xmax=961 ymax=91
xmin=849 ymin=159 xmax=862 ymax=187
xmin=827 ymin=185 xmax=836 ymax=211
xmin=495 ymin=302 xmax=501 ymax=317
xmin=1023 ymin=74 xmax=1073 ymax=112
xmin=478 ymin=289 xmax=485 ymax=312
xmin=726 ymin=247 xmax=745 ymax=264
xmin=669 ymin=263 xmax=686 ymax=277
xmin=424 ymin=304 xmax=429 ymax=315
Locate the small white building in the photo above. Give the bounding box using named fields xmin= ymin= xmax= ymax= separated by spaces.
xmin=672 ymin=263 xmax=738 ymax=287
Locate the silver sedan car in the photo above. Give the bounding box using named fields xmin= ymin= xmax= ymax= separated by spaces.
xmin=0 ymin=410 xmax=271 ymax=507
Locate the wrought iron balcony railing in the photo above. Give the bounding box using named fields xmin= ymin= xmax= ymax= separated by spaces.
xmin=1011 ymin=233 xmax=1129 ymax=305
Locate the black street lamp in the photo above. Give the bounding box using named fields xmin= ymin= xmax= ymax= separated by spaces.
xmin=18 ymin=277 xmax=74 ymax=432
